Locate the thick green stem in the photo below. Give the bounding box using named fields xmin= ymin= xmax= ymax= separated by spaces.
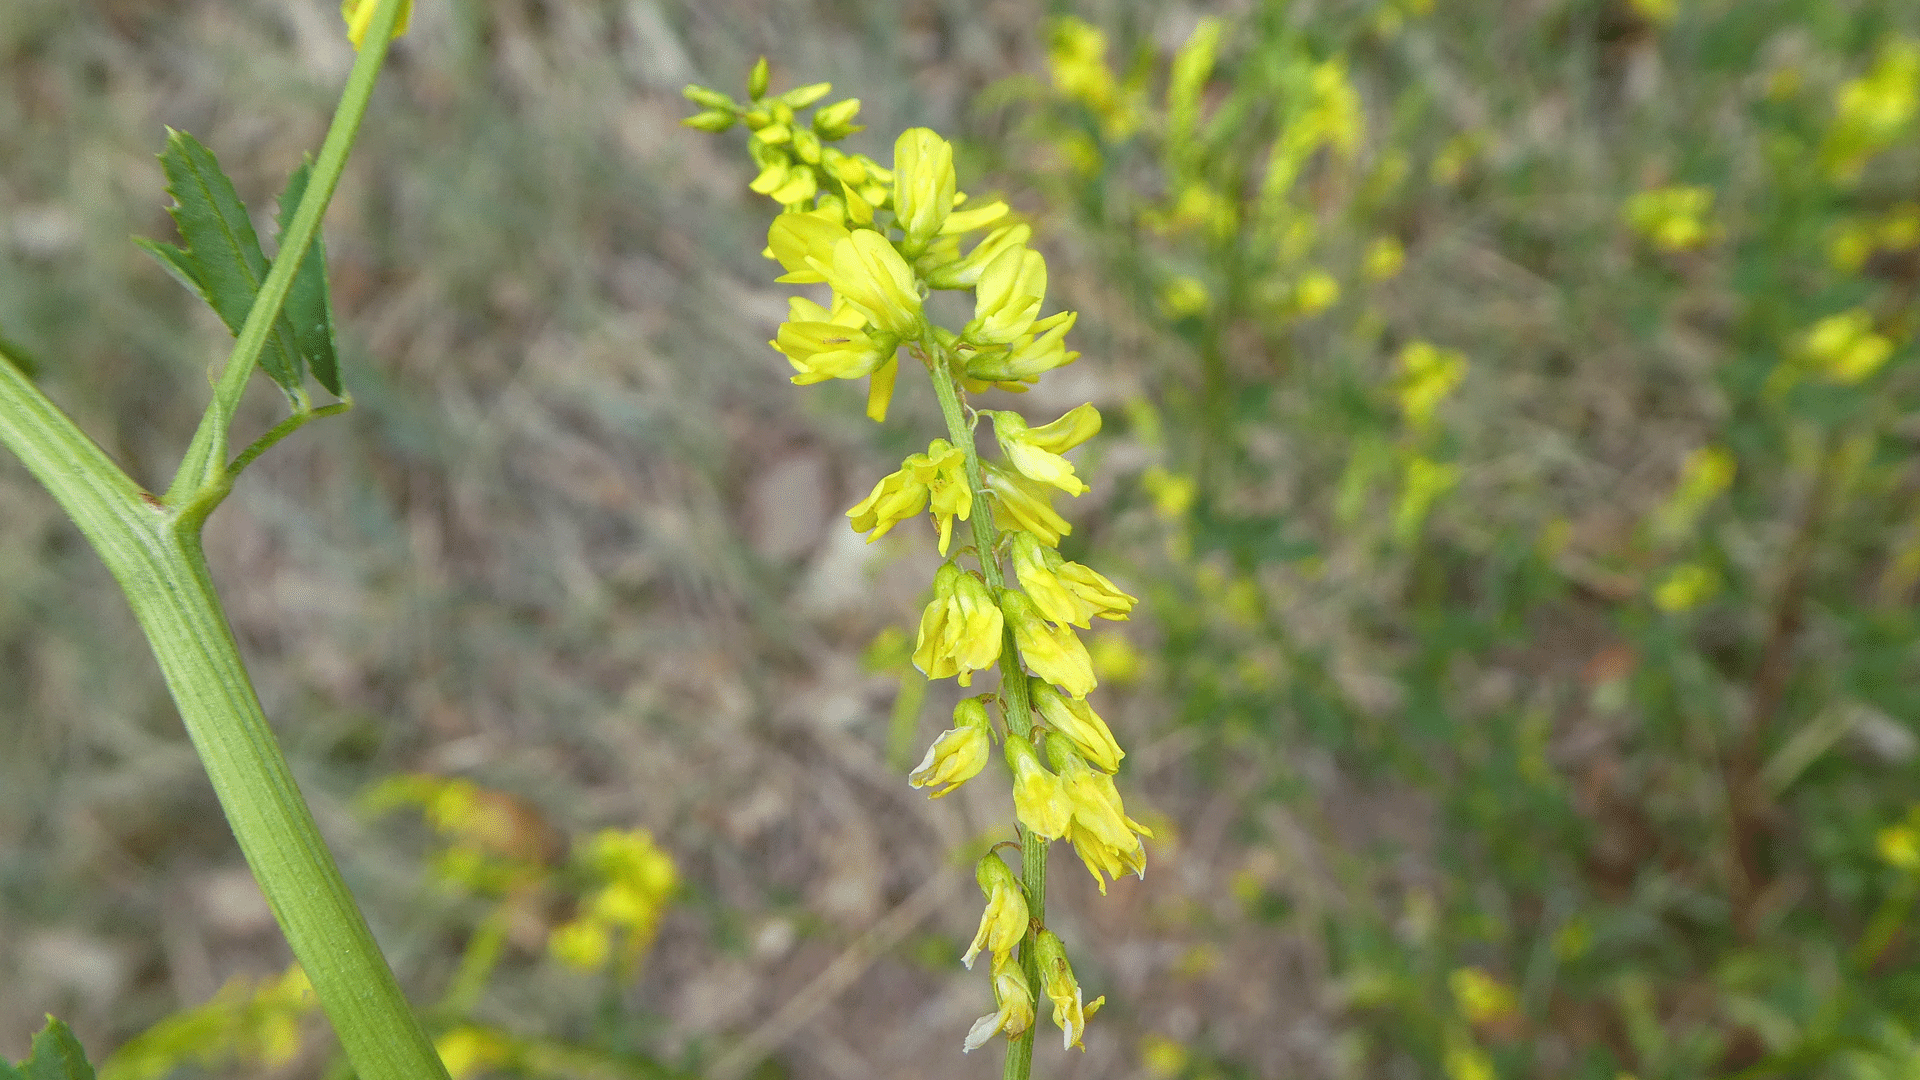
xmin=0 ymin=2 xmax=449 ymax=1076
xmin=923 ymin=345 xmax=1046 ymax=1080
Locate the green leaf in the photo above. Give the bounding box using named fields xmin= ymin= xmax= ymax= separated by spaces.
xmin=0 ymin=326 xmax=39 ymax=379
xmin=274 ymin=159 xmax=342 ymax=397
xmin=4 ymin=1017 xmax=98 ymax=1080
xmin=136 ymin=128 xmax=306 ymax=402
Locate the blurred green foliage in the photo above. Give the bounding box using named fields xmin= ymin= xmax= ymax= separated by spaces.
xmin=997 ymin=0 xmax=1920 ymax=1076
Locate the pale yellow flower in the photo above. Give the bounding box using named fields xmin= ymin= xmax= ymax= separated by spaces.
xmin=983 ymin=462 xmax=1073 ymax=546
xmin=812 ymin=230 xmax=924 ymax=335
xmin=766 ymin=209 xmax=851 ymax=283
xmin=909 ymin=697 xmax=992 ymax=798
xmin=963 ymin=956 xmax=1036 ymax=1052
xmin=962 ymin=851 xmax=1028 ymax=970
xmin=893 ymin=128 xmax=957 ymax=253
xmin=965 ymin=310 xmax=1079 ymax=382
xmin=846 ymin=458 xmax=930 ymax=542
xmin=968 ymin=246 xmax=1047 ymax=345
xmin=341 ymin=0 xmax=412 ymax=49
xmin=990 ymin=404 xmax=1101 ymax=496
xmin=1030 ymin=678 xmax=1124 ymax=772
xmin=925 ymin=223 xmax=1032 ymax=290
xmin=1010 ymin=531 xmax=1133 ymax=628
xmin=913 ymin=562 xmax=1005 ymax=685
xmin=1002 ymin=591 xmax=1097 ymax=698
xmin=1005 ymin=733 xmax=1074 ymax=840
xmin=1034 ymin=929 xmax=1088 ymax=1050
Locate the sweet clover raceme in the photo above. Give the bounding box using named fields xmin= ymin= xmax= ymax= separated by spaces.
xmin=685 ymin=61 xmax=1143 ymax=1071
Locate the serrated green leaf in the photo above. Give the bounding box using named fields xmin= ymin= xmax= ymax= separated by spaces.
xmin=137 ymin=128 xmax=306 ymax=403
xmin=6 ymin=1017 xmax=98 ymax=1080
xmin=274 ymin=159 xmax=342 ymax=397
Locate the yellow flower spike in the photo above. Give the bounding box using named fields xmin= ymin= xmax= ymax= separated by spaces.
xmin=966 ymin=310 xmax=1080 ymax=382
xmin=983 ymin=461 xmax=1072 ymax=547
xmin=1004 ymin=733 xmax=1074 ymax=841
xmin=1030 ymin=677 xmax=1124 ymax=772
xmin=341 ymin=0 xmax=411 ymax=49
xmin=910 ymin=697 xmax=993 ymax=798
xmin=767 ymin=209 xmax=850 ymax=283
xmin=847 ymin=456 xmax=932 ymax=542
xmin=913 ymin=562 xmax=1005 ymax=684
xmin=893 ymin=128 xmax=958 ymax=254
xmin=916 ymin=438 xmax=973 ymax=554
xmin=962 ymin=850 xmax=1029 ymax=970
xmin=1045 ymin=732 xmax=1145 ymax=856
xmin=963 ymin=956 xmax=1037 ymax=1052
xmin=1034 ymin=929 xmax=1089 ymax=1050
xmin=991 ymin=406 xmax=1100 ymax=496
xmin=926 ymin=223 xmax=1033 ymax=290
xmin=1003 ymin=591 xmax=1097 ymax=697
xmin=812 ymin=231 xmax=924 ymax=335
xmin=865 ymin=354 xmax=898 ymax=422
xmin=968 ymin=245 xmax=1048 ymax=345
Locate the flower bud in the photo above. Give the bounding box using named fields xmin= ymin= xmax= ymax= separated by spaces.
xmin=962 ymin=850 xmax=1028 ymax=969
xmin=747 ymin=57 xmax=770 ymax=100
xmin=1002 ymin=591 xmax=1097 ymax=698
xmin=1030 ymin=678 xmax=1124 ymax=772
xmin=779 ymin=81 xmax=833 ymax=109
xmin=940 ymin=199 xmax=1010 ymax=236
xmin=813 ymin=98 xmax=865 ymax=139
xmin=982 ymin=462 xmax=1072 ymax=547
xmin=963 ymin=956 xmax=1036 ymax=1052
xmin=682 ymin=110 xmax=736 ymax=133
xmin=893 ymin=128 xmax=957 ymax=255
xmin=913 ymin=562 xmax=1005 ymax=685
xmin=342 ymin=0 xmax=412 ymax=48
xmin=1034 ymin=929 xmax=1088 ymax=1050
xmin=1005 ymin=733 xmax=1073 ymax=840
xmin=683 ymin=84 xmax=736 ymax=111
xmin=966 ymin=246 xmax=1047 ymax=345
xmin=909 ymin=698 xmax=992 ymax=798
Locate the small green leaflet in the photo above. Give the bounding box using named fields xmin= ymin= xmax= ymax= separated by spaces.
xmin=0 ymin=1016 xmax=98 ymax=1080
xmin=134 ymin=128 xmax=342 ymax=401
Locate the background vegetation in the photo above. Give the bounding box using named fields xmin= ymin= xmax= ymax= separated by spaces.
xmin=2 ymin=1 xmax=1919 ymax=1078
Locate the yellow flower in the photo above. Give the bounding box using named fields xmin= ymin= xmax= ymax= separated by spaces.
xmin=1005 ymin=733 xmax=1074 ymax=840
xmin=811 ymin=230 xmax=924 ymax=335
xmin=990 ymin=403 xmax=1101 ymax=496
xmin=1030 ymin=678 xmax=1124 ymax=772
xmin=766 ymin=209 xmax=851 ymax=283
xmin=983 ymin=462 xmax=1073 ymax=546
xmin=925 ymin=223 xmax=1032 ymax=290
xmin=1878 ymin=823 xmax=1920 ymax=870
xmin=913 ymin=562 xmax=1005 ymax=685
xmin=846 ymin=456 xmax=931 ymax=542
xmin=909 ymin=697 xmax=992 ymax=798
xmin=967 ymin=245 xmax=1047 ymax=345
xmin=966 ymin=310 xmax=1080 ymax=382
xmin=892 ymin=128 xmax=957 ymax=254
xmin=1010 ymin=531 xmax=1134 ymax=628
xmin=341 ymin=0 xmax=412 ymax=49
xmin=436 ymin=1026 xmax=513 ymax=1080
xmin=772 ymin=319 xmax=896 ymax=385
xmin=1003 ymin=591 xmax=1097 ymax=698
xmin=962 ymin=851 xmax=1029 ymax=970
xmin=918 ymin=438 xmax=973 ymax=555
xmin=963 ymin=956 xmax=1036 ymax=1052
xmin=941 ymin=198 xmax=1010 ymax=236
xmin=1066 ymin=817 xmax=1145 ymax=893
xmin=1034 ymin=929 xmax=1088 ymax=1050
xmin=1046 ymin=732 xmax=1149 ymax=856
xmin=549 ymin=915 xmax=612 ymax=971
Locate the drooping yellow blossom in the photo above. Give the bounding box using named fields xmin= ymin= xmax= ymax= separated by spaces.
xmin=1034 ymin=929 xmax=1088 ymax=1050
xmin=846 ymin=456 xmax=930 ymax=542
xmin=1002 ymin=591 xmax=1097 ymax=698
xmin=962 ymin=851 xmax=1029 ymax=970
xmin=1067 ymin=817 xmax=1146 ymax=893
xmin=919 ymin=439 xmax=973 ymax=554
xmin=772 ymin=316 xmax=896 ymax=385
xmin=990 ymin=403 xmax=1102 ymax=495
xmin=963 ymin=957 xmax=1037 ymax=1052
xmin=983 ymin=462 xmax=1073 ymax=546
xmin=1046 ymin=733 xmax=1150 ymax=857
xmin=968 ymin=246 xmax=1048 ymax=345
xmin=1005 ymin=733 xmax=1074 ymax=840
xmin=893 ymin=128 xmax=957 ymax=254
xmin=1010 ymin=531 xmax=1134 ymax=628
xmin=913 ymin=562 xmax=1005 ymax=685
xmin=1030 ymin=677 xmax=1124 ymax=772
xmin=766 ymin=209 xmax=851 ymax=283
xmin=811 ymin=230 xmax=924 ymax=335
xmin=966 ymin=310 xmax=1080 ymax=382
xmin=341 ymin=0 xmax=412 ymax=49
xmin=910 ymin=697 xmax=993 ymax=798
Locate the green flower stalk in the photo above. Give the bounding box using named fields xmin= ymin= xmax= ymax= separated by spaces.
xmin=685 ymin=62 xmax=1148 ymax=1070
